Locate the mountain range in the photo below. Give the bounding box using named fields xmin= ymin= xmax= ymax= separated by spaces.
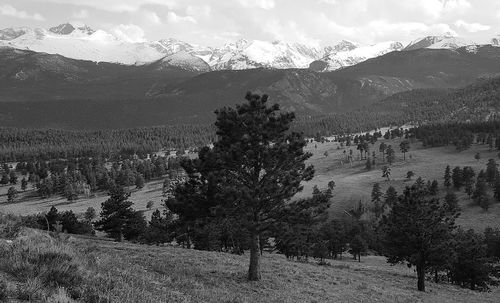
xmin=2 ymin=23 xmax=500 ymax=129
xmin=2 ymin=23 xmax=500 ymax=72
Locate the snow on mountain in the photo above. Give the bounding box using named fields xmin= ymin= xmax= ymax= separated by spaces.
xmin=0 ymin=27 xmax=30 ymax=40
xmin=490 ymin=36 xmax=500 ymax=46
xmin=2 ymin=23 xmax=500 ymax=73
xmin=404 ymin=34 xmax=474 ymax=51
xmin=324 ymin=40 xmax=358 ymax=53
xmin=310 ymin=41 xmax=404 ymax=72
xmin=156 ymin=51 xmax=211 ymax=72
xmin=0 ymin=24 xmax=166 ymax=65
xmin=207 ymin=39 xmax=323 ymax=70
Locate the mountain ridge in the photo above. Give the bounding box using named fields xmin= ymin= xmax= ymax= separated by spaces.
xmin=3 ymin=23 xmax=499 ymax=71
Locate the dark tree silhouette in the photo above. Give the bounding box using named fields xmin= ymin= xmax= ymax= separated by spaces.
xmin=386 ymin=145 xmax=395 ymax=165
xmin=444 ymin=165 xmax=451 ymax=189
xmin=95 ymin=186 xmax=146 ymax=241
xmin=399 ymin=140 xmax=410 ymax=160
xmin=170 ymin=93 xmax=314 ymax=281
xmin=381 ymin=186 xmax=458 ymax=291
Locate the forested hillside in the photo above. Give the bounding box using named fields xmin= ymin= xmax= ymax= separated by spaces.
xmin=2 ymin=46 xmax=500 ymax=129
xmin=2 ymin=76 xmax=500 ymax=161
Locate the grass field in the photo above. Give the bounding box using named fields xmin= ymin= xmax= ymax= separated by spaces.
xmin=1 ymin=228 xmax=499 ymax=303
xmin=301 ymin=137 xmax=500 ymax=230
xmin=1 ymin=137 xmax=499 ymax=230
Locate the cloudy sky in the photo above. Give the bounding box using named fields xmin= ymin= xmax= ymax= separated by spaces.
xmin=0 ymin=0 xmax=498 ymax=47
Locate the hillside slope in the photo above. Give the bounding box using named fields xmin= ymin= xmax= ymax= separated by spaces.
xmin=0 ymin=47 xmax=200 ymax=102
xmin=1 ymin=228 xmax=497 ymax=303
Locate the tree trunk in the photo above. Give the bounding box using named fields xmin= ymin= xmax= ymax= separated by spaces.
xmin=434 ymin=269 xmax=438 ymax=283
xmin=248 ymin=232 xmax=261 ymax=281
xmin=358 ymin=254 xmax=361 ymax=262
xmin=417 ymin=264 xmax=426 ymax=291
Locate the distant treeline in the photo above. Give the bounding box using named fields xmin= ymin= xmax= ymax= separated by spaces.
xmin=0 ymin=125 xmax=216 ymax=162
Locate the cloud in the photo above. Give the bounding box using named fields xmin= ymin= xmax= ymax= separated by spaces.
xmin=454 ymin=19 xmax=490 ymax=32
xmin=166 ymin=11 xmax=197 ymax=24
xmin=111 ymin=24 xmax=146 ymax=42
xmin=0 ymin=4 xmax=45 ymax=21
xmin=366 ymin=20 xmax=457 ymax=42
xmin=186 ymin=5 xmax=211 ymax=18
xmin=73 ymin=9 xmax=89 ymax=19
xmin=144 ymin=11 xmax=162 ymax=24
xmin=318 ymin=0 xmax=337 ymax=4
xmin=443 ymin=0 xmax=471 ymax=13
xmin=237 ymin=0 xmax=275 ymax=10
xmin=44 ymin=0 xmax=178 ymax=13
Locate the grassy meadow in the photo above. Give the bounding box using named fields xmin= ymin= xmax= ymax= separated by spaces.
xmin=1 ymin=136 xmax=500 ymax=230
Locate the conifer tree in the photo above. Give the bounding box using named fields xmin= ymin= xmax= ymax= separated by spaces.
xmin=485 ymin=159 xmax=498 ymax=185
xmin=379 ymin=142 xmax=386 ymax=162
xmin=95 ymin=186 xmax=146 ymax=241
xmin=452 ymin=166 xmax=463 ymax=190
xmin=444 ymin=165 xmax=451 ymax=189
xmin=384 ymin=186 xmax=398 ymax=208
xmin=381 ymin=166 xmax=391 ymax=181
xmin=386 ymin=145 xmax=395 ymax=165
xmin=21 ymin=177 xmax=28 ymax=191
xmin=349 ymin=235 xmax=368 ymax=262
xmin=472 ymin=173 xmax=490 ymax=211
xmin=444 ymin=192 xmax=460 ymax=213
xmin=7 ymin=187 xmax=17 ymax=202
xmin=463 ymin=167 xmax=476 ymax=198
xmin=399 ymin=140 xmax=410 ymax=160
xmin=371 ymin=183 xmax=383 ymax=217
xmin=449 ymin=229 xmax=498 ymax=291
xmin=494 ymin=178 xmax=500 ymax=203
xmin=169 ymin=93 xmax=314 ymax=281
xmin=381 ymin=186 xmax=458 ymax=291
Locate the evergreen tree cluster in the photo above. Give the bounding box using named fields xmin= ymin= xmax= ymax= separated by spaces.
xmin=2 ymin=155 xmax=184 ymax=201
xmin=446 ymin=160 xmax=500 ymax=211
xmin=0 ymin=125 xmax=216 ymax=162
xmin=380 ymin=178 xmax=499 ymax=291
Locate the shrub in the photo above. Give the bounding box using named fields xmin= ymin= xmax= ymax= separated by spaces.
xmin=0 ymin=229 xmax=84 ymax=298
xmin=16 ymin=278 xmax=44 ymax=301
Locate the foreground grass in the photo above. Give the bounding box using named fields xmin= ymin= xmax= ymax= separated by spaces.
xmin=4 ymin=230 xmax=499 ymax=303
xmin=0 ymin=227 xmax=499 ymax=302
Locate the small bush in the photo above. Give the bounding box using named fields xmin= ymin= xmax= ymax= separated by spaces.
xmin=0 ymin=213 xmax=23 ymax=239
xmin=0 ymin=229 xmax=84 ymax=298
xmin=16 ymin=277 xmax=44 ymax=301
xmin=46 ymin=288 xmax=77 ymax=303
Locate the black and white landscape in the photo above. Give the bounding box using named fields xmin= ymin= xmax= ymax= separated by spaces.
xmin=0 ymin=1 xmax=500 ymax=302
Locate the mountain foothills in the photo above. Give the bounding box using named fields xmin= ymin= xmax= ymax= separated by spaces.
xmin=2 ymin=23 xmax=500 ymax=128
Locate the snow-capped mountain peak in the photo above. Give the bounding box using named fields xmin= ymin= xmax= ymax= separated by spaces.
xmin=310 ymin=40 xmax=403 ymax=72
xmin=157 ymin=51 xmax=211 ymax=72
xmin=48 ymin=23 xmax=96 ymax=36
xmin=404 ymin=34 xmax=473 ymax=51
xmin=325 ymin=40 xmax=359 ymax=54
xmin=49 ymin=23 xmax=76 ymax=35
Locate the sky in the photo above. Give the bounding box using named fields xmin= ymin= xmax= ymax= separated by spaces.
xmin=0 ymin=0 xmax=498 ymax=47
